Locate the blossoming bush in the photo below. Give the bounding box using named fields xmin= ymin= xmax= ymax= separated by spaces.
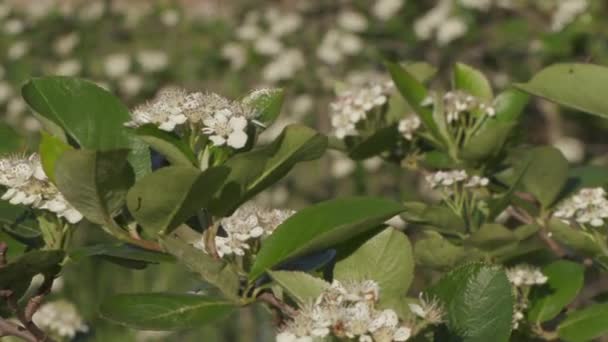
xmin=2 ymin=59 xmax=608 ymax=342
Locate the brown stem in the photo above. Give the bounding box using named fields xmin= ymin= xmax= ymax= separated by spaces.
xmin=0 ymin=242 xmax=7 ymax=267
xmin=25 ymin=275 xmax=54 ymax=321
xmin=1 ymin=289 xmax=56 ymax=342
xmin=0 ymin=318 xmax=38 ymax=342
xmin=507 ymin=207 xmax=567 ymax=257
xmin=257 ymin=292 xmax=297 ymax=318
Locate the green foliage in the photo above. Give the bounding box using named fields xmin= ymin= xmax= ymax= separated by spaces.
xmin=558 ymin=303 xmax=608 ymax=342
xmin=269 ymin=271 xmax=329 ymax=305
xmin=430 ymin=263 xmax=513 ymax=342
xmin=99 ymin=293 xmax=235 ymax=330
xmin=133 ymin=125 xmax=197 ymax=166
xmin=0 ymin=123 xmax=23 ymax=154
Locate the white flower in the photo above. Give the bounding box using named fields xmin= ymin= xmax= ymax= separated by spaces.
xmin=459 ymin=0 xmax=492 ymax=11
xmin=414 ymin=0 xmax=452 ymax=40
xmin=398 ymin=116 xmax=421 ymax=141
xmin=53 ymin=32 xmax=80 ymax=56
xmin=408 ymin=293 xmax=444 ymax=324
xmin=104 ymin=53 xmax=131 ymax=79
xmin=119 ymin=74 xmax=144 ymax=97
xmin=160 ymin=9 xmax=180 ymax=27
xmin=4 ymin=19 xmax=24 ymax=35
xmin=137 ymin=50 xmax=169 ymax=73
xmin=254 ymin=36 xmax=284 ymax=56
xmin=551 ymin=0 xmax=588 ymax=32
xmin=33 ymin=300 xmax=88 ymax=339
xmin=54 ymin=59 xmax=82 ymax=77
xmin=78 ymin=0 xmax=105 ymax=21
xmin=464 ymin=175 xmax=490 ymax=188
xmin=269 ymin=12 xmax=302 ymax=37
xmin=262 ymin=49 xmax=305 ymax=83
xmin=442 ymin=91 xmax=495 ymax=123
xmin=553 ymin=136 xmax=585 ymax=163
xmin=437 ymin=17 xmax=468 ymax=46
xmin=126 ymin=87 xmax=188 ymax=132
xmin=554 ymin=187 xmax=608 ymax=227
xmin=202 ymin=109 xmax=248 ymax=148
xmin=338 ymin=10 xmax=368 ymax=32
xmin=425 ymin=170 xmax=469 ymax=188
xmin=0 ymin=82 xmax=13 ymax=104
xmin=506 ymin=265 xmax=548 ymax=287
xmin=8 ymin=41 xmax=29 ymax=60
xmin=222 ymin=42 xmax=248 ymax=70
xmin=373 ymin=0 xmax=404 ymax=20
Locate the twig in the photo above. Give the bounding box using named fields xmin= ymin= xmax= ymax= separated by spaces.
xmin=507 ymin=207 xmax=567 ymax=257
xmin=1 ymin=289 xmax=56 ymax=342
xmin=0 ymin=318 xmax=37 ymax=342
xmin=257 ymin=292 xmax=297 ymax=318
xmin=25 ymin=275 xmax=54 ymax=321
xmin=0 ymin=242 xmax=7 ymax=267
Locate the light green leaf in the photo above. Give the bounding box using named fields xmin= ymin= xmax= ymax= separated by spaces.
xmin=70 ymin=243 xmax=175 ymax=264
xmin=99 ymin=293 xmax=235 ymax=330
xmin=430 ymin=263 xmax=513 ymax=342
xmin=55 ymin=149 xmax=134 ymax=226
xmin=558 ymin=303 xmax=608 ymax=342
xmin=269 ymin=271 xmax=329 ymax=305
xmin=522 ymin=147 xmax=569 ymax=208
xmin=245 ymin=88 xmax=285 ymax=126
xmin=134 ymin=125 xmax=197 ymax=166
xmin=210 ymin=124 xmax=326 ymax=216
xmin=453 ymin=63 xmax=493 ymax=100
xmin=249 ymin=197 xmax=405 ymax=281
xmin=39 ymin=132 xmax=72 ymax=183
xmin=414 ymin=231 xmax=469 ymax=269
xmin=528 ymin=260 xmax=584 ymax=323
xmin=516 ymin=63 xmax=608 ymax=118
xmin=468 ymin=224 xmax=517 ymax=250
xmin=333 ymin=228 xmax=414 ymax=305
xmin=548 ymin=219 xmax=605 ymax=256
xmin=127 ymin=166 xmax=229 ymax=236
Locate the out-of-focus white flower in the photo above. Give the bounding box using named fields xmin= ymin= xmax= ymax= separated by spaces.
xmin=0 ymin=154 xmax=83 ymax=223
xmin=24 ymin=117 xmax=42 ymax=132
xmin=7 ymin=98 xmax=26 ymax=115
xmin=408 ymin=293 xmax=444 ymax=324
xmin=222 ymin=42 xmax=248 ymax=70
xmin=553 ymin=136 xmax=585 ymax=163
xmin=262 ymin=49 xmax=305 ymax=83
xmin=160 ymin=8 xmax=180 ymax=27
xmin=53 ymin=32 xmax=80 ymax=57
xmin=414 ymin=0 xmax=452 ymax=40
xmin=506 ymin=265 xmax=548 ymax=287
xmin=339 ymin=32 xmax=364 ymax=55
xmin=373 ymin=0 xmax=404 ymax=20
xmin=398 ymin=116 xmax=421 ymax=141
xmin=104 ymin=53 xmax=131 ymax=79
xmin=237 ymin=23 xmax=262 ymax=41
xmin=119 ymin=74 xmax=144 ymax=97
xmin=8 ymin=41 xmax=29 ymax=60
xmin=338 ymin=10 xmax=368 ymax=32
xmin=464 ymin=175 xmax=490 ymax=188
xmin=202 ymin=109 xmax=248 ymax=148
xmin=33 ymin=300 xmax=88 ymax=339
xmin=0 ymin=4 xmax=10 ymax=20
xmin=78 ymin=0 xmax=105 ymax=21
xmin=137 ymin=50 xmax=169 ymax=73
xmin=254 ymin=36 xmax=284 ymax=56
xmin=436 ymin=17 xmax=468 ymax=46
xmin=459 ymin=0 xmax=492 ymax=11
xmin=4 ymin=19 xmax=24 ymax=35
xmin=269 ymin=12 xmax=302 ymax=37
xmin=554 ymin=187 xmax=608 ymax=227
xmin=551 ymin=0 xmax=588 ymax=32
xmin=317 ymin=29 xmax=364 ymax=65
xmin=291 ymin=94 xmax=313 ymax=116
xmin=0 ymin=82 xmax=13 ymax=104
xmin=54 ymin=59 xmax=82 ymax=77
xmin=425 ymin=170 xmax=469 ymax=188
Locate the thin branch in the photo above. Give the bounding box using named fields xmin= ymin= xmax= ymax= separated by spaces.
xmin=25 ymin=275 xmax=54 ymax=321
xmin=0 ymin=242 xmax=7 ymax=267
xmin=1 ymin=289 xmax=56 ymax=342
xmin=0 ymin=318 xmax=38 ymax=342
xmin=507 ymin=207 xmax=567 ymax=257
xmin=257 ymin=292 xmax=297 ymax=318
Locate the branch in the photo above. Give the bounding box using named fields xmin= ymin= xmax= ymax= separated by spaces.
xmin=507 ymin=207 xmax=567 ymax=257
xmin=257 ymin=292 xmax=297 ymax=318
xmin=0 ymin=318 xmax=38 ymax=342
xmin=25 ymin=275 xmax=54 ymax=321
xmin=1 ymin=289 xmax=56 ymax=342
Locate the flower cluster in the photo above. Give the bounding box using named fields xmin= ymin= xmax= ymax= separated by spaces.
xmin=442 ymin=91 xmax=496 ymax=124
xmin=0 ymin=154 xmax=82 ymax=223
xmin=425 ymin=170 xmax=489 ymax=189
xmin=125 ymin=87 xmax=268 ymax=149
xmin=277 ymin=280 xmax=412 ymax=342
xmin=506 ymin=265 xmax=548 ymax=330
xmin=397 ymin=116 xmax=421 ymax=141
xmin=195 ymin=203 xmax=295 ymax=258
xmin=553 ymin=187 xmax=608 ymax=228
xmin=330 ymin=80 xmax=394 ymax=139
xmin=32 ymin=300 xmax=89 ymax=339
xmin=408 ymin=293 xmax=444 ymax=325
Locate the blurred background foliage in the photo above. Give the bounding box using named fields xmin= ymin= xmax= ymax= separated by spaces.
xmin=1 ymin=0 xmax=606 ymax=341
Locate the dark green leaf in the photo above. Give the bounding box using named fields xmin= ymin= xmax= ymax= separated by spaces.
xmin=348 ymin=125 xmax=399 ymax=160
xmin=99 ymin=293 xmax=235 ymax=330
xmin=430 ymin=263 xmax=513 ymax=342
xmin=528 ymin=260 xmax=584 ymax=323
xmin=127 ymin=166 xmax=229 ymax=235
xmin=134 ymin=125 xmax=196 ymax=166
xmin=70 ymin=243 xmax=175 ymax=264
xmin=249 ymin=197 xmax=405 ymax=281
xmin=522 ymin=147 xmax=569 ymax=208
xmin=558 ymin=303 xmax=608 ymax=342
xmin=0 ymin=123 xmax=23 ymax=154
xmin=0 ymin=250 xmax=64 ymax=289
xmin=246 ymin=89 xmax=284 ymax=126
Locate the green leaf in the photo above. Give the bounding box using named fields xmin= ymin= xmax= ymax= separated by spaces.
xmin=347 ymin=125 xmax=399 ymax=160
xmin=528 ymin=260 xmax=584 ymax=323
xmin=134 ymin=125 xmax=197 ymax=166
xmin=22 ymin=76 xmax=151 ymax=176
xmin=468 ymin=224 xmax=517 ymax=250
xmin=160 ymin=236 xmax=240 ymax=301
xmin=99 ymin=293 xmax=235 ymax=330
xmin=127 ymin=166 xmax=229 ymax=236
xmin=333 ymin=228 xmax=414 ymax=304
xmin=547 ymin=219 xmax=605 ymax=256
xmin=558 ymin=303 xmax=608 ymax=342
xmin=0 ymin=201 xmax=40 ymax=243
xmin=430 ymin=263 xmax=513 ymax=342
xmin=70 ymin=243 xmax=175 ymax=264
xmin=55 ymin=149 xmax=134 ymax=226
xmin=522 ymin=147 xmax=569 ymax=208
xmin=0 ymin=250 xmax=64 ymax=289
xmin=269 ymin=271 xmax=329 ymax=305
xmin=386 ymin=62 xmax=442 ymax=143
xmin=0 ymin=122 xmax=23 ymax=154
xmin=516 ymin=63 xmax=608 ymax=118
xmin=414 ymin=231 xmax=469 ymax=269
xmin=210 ymin=124 xmax=326 ymax=216
xmin=39 ymin=132 xmax=72 ymax=183
xmin=453 ymin=63 xmax=493 ymax=100
xmin=245 ymin=88 xmax=285 ymax=126
xmin=249 ymin=197 xmax=405 ymax=281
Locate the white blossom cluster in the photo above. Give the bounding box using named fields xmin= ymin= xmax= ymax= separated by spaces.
xmin=330 ymin=80 xmax=394 ymax=139
xmin=554 ymin=187 xmax=608 ymax=228
xmin=32 ymin=300 xmax=89 ymax=339
xmin=398 ymin=116 xmax=421 ymax=141
xmin=125 ymin=87 xmax=273 ymax=149
xmin=414 ymin=0 xmax=468 ymax=46
xmin=442 ymin=91 xmax=496 ymax=124
xmin=0 ymin=154 xmax=83 ymax=223
xmin=551 ymin=0 xmax=588 ymax=32
xmin=195 ymin=203 xmax=295 ymax=258
xmin=317 ymin=10 xmax=367 ymax=66
xmin=506 ymin=265 xmax=548 ymax=330
xmin=277 ymin=280 xmax=412 ymax=342
xmin=425 ymin=170 xmax=489 ymax=189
